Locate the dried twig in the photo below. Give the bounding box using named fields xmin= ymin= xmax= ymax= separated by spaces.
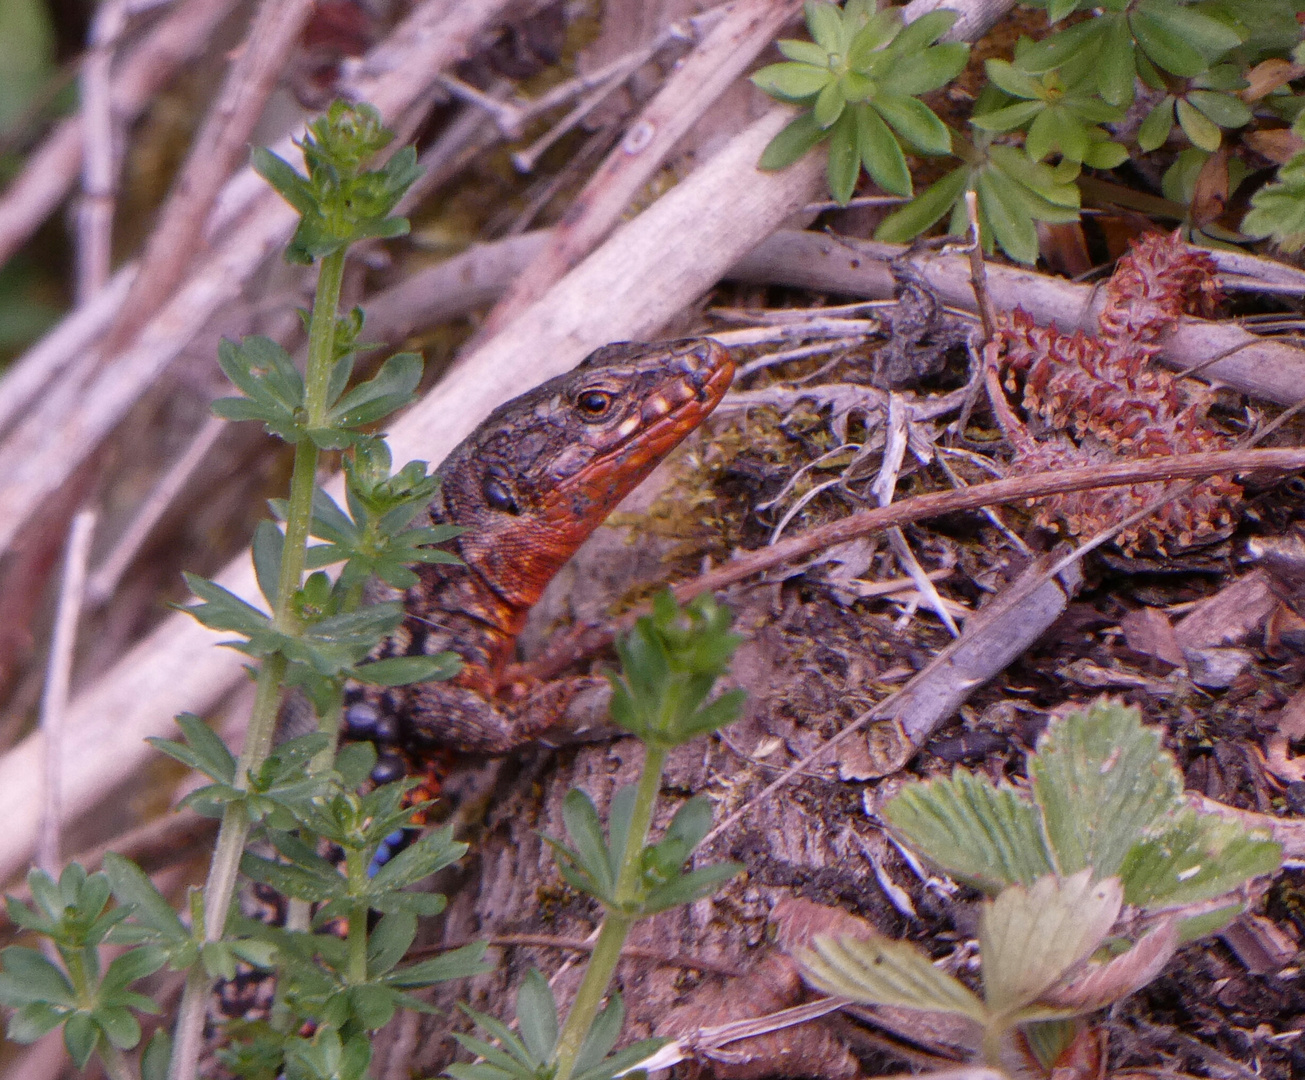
xmin=476 ymin=0 xmax=803 ymax=338
xmin=100 ymin=0 xmax=316 ymax=355
xmin=77 ymin=0 xmax=131 ymax=301
xmin=37 ymin=511 xmax=97 ymax=876
xmin=0 ymin=0 xmax=242 ymax=271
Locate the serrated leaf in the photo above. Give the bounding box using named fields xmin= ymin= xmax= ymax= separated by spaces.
xmin=1039 ymin=917 xmax=1179 ymax=1013
xmin=980 ymin=871 xmax=1121 ymax=1019
xmin=802 ymin=934 xmax=986 ymax=1022
xmin=1030 ymin=700 xmax=1183 ymax=879
xmin=882 ymin=769 xmax=1055 ymax=891
xmin=1119 ymin=809 xmax=1280 ymax=908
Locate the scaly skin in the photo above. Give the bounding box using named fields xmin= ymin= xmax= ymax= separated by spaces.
xmin=345 ymin=338 xmax=734 ymax=760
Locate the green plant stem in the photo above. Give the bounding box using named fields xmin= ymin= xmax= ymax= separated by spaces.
xmin=346 ymin=848 xmax=369 ymax=985
xmin=552 ymin=744 xmax=668 ymax=1080
xmin=168 ymin=249 xmax=348 ymax=1080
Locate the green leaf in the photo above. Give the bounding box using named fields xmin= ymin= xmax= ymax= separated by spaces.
xmin=887 ymin=41 xmax=969 ymax=97
xmin=1119 ymin=809 xmax=1280 ymax=907
xmin=1130 ymin=6 xmax=1225 ymax=78
xmin=750 ymin=61 xmax=831 ymax=102
xmin=181 ymin=573 xmax=271 ymax=636
xmin=984 ymin=58 xmax=1044 ymax=100
xmin=0 ymin=947 xmax=74 ymax=1006
xmin=63 ymin=1011 xmax=99 ymax=1067
xmin=327 ymin=352 xmax=423 ymax=429
xmin=1097 ymin=13 xmax=1137 ymax=107
xmin=976 ymin=169 xmax=1039 ymax=265
xmin=804 ymin=1 xmax=844 ymax=54
xmin=873 ymin=96 xmax=950 ymax=155
xmin=889 ymin=9 xmax=957 ymax=55
xmin=148 ymin=713 xmax=236 ymax=783
xmin=252 ymin=148 xmax=315 ymax=214
xmin=1186 ymin=89 xmax=1251 ymax=129
xmin=813 ymin=78 xmax=846 ymax=129
xmin=1030 ymin=699 xmax=1183 ymax=880
xmin=1242 ymin=155 xmax=1305 ymax=251
xmin=802 ymin=933 xmax=986 ymax=1022
xmin=102 ymin=854 xmax=188 ymax=943
xmin=757 ymin=111 xmax=826 ymax=170
xmin=561 ymin=788 xmax=615 ymax=895
xmin=979 ymin=871 xmax=1121 ymax=1020
xmin=856 ymin=104 xmax=911 ymax=196
xmin=883 ymin=769 xmax=1055 ymax=891
xmin=1176 ymin=97 xmax=1222 ymax=151
xmin=515 ymin=969 xmax=558 ymax=1063
xmin=875 ymin=165 xmax=970 ymax=243
xmin=1026 ymin=107 xmax=1088 ymax=163
xmin=970 ymin=100 xmax=1044 ymax=133
xmin=847 ymin=8 xmax=903 ymax=68
xmin=777 ymin=39 xmax=831 ymax=66
xmin=827 ymin=108 xmax=862 ymax=204
xmin=641 ymin=861 xmax=743 ymax=914
xmin=1138 ymin=96 xmax=1175 ymax=151
xmin=351 ymin=653 xmax=460 ymax=686
xmin=1018 ymin=18 xmax=1110 ymax=75
xmin=252 ymin=520 xmax=285 ymax=609
xmin=384 ymin=941 xmax=491 ymax=989
xmin=573 ymin=992 xmax=624 ymax=1076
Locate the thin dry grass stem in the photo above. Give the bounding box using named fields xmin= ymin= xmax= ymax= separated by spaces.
xmin=0 ymin=0 xmax=242 ymax=270
xmin=874 ymin=393 xmax=961 ymax=637
xmin=77 ymin=0 xmax=132 ymax=302
xmin=680 ymin=448 xmax=1305 ymax=601
xmin=100 ymin=0 xmax=316 ymax=356
xmin=86 ymin=415 xmax=225 ymax=606
xmin=477 ymin=0 xmax=804 ymax=338
xmin=38 ymin=510 xmax=98 ymax=877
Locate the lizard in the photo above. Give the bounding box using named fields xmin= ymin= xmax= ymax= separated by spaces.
xmin=340 ymin=337 xmax=735 ymax=781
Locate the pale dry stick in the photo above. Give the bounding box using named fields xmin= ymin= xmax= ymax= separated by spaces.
xmin=85 ymin=415 xmax=225 ymax=605
xmin=873 ymin=393 xmax=961 ymax=638
xmin=0 ymin=0 xmax=241 ymax=271
xmin=476 ymin=0 xmax=806 ymax=339
xmin=0 ymin=265 xmax=134 ymax=440
xmin=731 ymin=229 xmax=1305 ymax=407
xmin=0 ymin=0 xmax=517 ymax=561
xmin=37 ymin=511 xmax=98 ymax=877
xmin=77 ymin=0 xmax=131 ymax=301
xmin=100 ymin=0 xmax=316 ymax=356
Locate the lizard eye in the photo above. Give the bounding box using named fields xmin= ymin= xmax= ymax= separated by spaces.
xmin=483 ymin=475 xmax=519 ymax=514
xmin=576 ymin=390 xmax=614 ymax=418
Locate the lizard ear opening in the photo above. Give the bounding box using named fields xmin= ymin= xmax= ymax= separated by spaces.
xmin=483 ymin=474 xmax=520 ymax=515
